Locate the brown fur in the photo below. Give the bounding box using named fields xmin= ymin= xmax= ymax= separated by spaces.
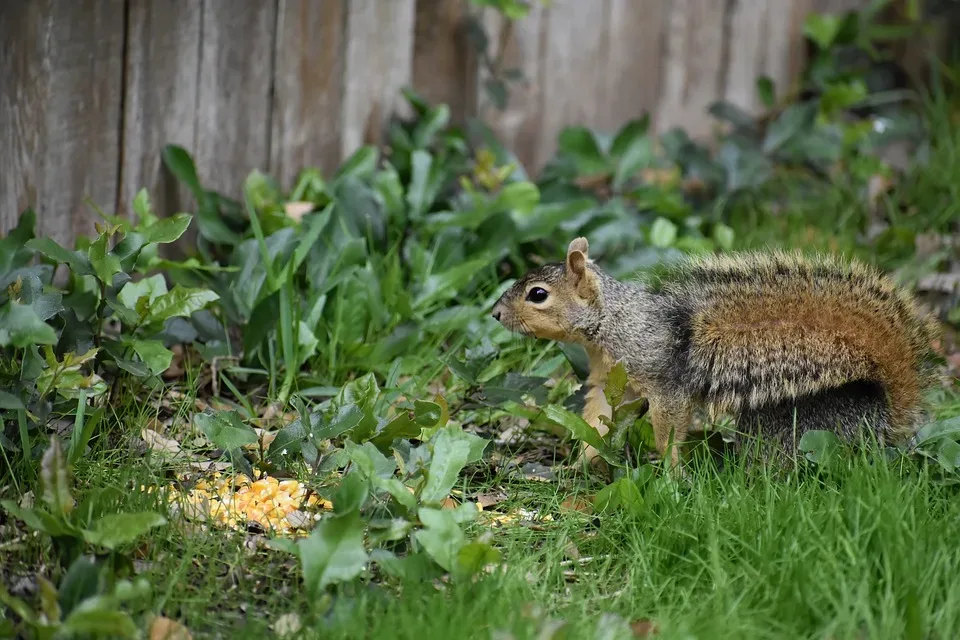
xmin=491 ymin=238 xmax=940 ymax=469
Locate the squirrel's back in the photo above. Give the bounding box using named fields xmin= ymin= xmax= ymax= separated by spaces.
xmin=650 ymin=250 xmax=939 ymax=437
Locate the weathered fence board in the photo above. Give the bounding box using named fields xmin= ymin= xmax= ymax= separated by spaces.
xmin=601 ymin=0 xmax=669 ymax=132
xmin=656 ymin=0 xmax=734 ymax=139
xmin=1 ymin=0 xmax=881 ymax=243
xmin=340 ymin=0 xmax=417 ymax=154
xmin=723 ymin=0 xmax=808 ymax=115
xmin=477 ymin=4 xmax=547 ymax=172
xmin=270 ymin=0 xmax=346 ymax=189
xmin=194 ymin=0 xmax=278 ymax=196
xmin=538 ymin=2 xmax=613 ymax=169
xmin=412 ymin=0 xmax=476 ymax=124
xmin=1 ymin=0 xmax=125 ymax=245
xmin=121 ymin=0 xmax=202 ymax=218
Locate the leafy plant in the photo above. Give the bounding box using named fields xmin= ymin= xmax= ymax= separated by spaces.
xmin=1 ymin=437 xmax=163 ymax=638
xmin=0 ymin=196 xmax=219 ymax=469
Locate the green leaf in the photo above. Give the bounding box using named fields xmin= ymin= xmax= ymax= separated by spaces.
xmin=25 ymin=237 xmax=93 ymax=276
xmin=648 ymin=217 xmax=678 ymax=248
xmin=413 ymin=104 xmax=451 ymax=148
xmin=374 ymin=477 xmax=418 ymax=511
xmin=298 ymin=510 xmax=369 ymax=595
xmin=712 ymin=223 xmax=735 ymax=251
xmin=414 ymin=255 xmax=492 ymax=310
xmin=125 ymin=339 xmax=173 ymax=375
xmin=0 ymin=208 xmax=37 ymax=274
xmin=161 ymin=145 xmax=242 ymax=246
xmin=543 ymin=405 xmax=606 ymax=452
xmin=612 ymin=133 xmax=654 ymax=190
xmin=371 ymin=412 xmax=421 ymax=450
xmin=132 ymin=188 xmax=155 ymax=221
xmin=1 ymin=500 xmax=57 ymax=535
xmin=343 ymin=440 xmax=397 ymax=481
xmin=603 ymin=361 xmax=629 ymax=409
xmin=420 ymin=427 xmax=472 ymax=506
xmin=798 ymin=430 xmax=843 ymax=464
xmin=414 ymin=507 xmax=466 ymax=573
xmin=413 ymin=400 xmax=443 ymax=428
xmin=58 ymin=556 xmax=103 ymax=617
xmin=558 ymin=126 xmax=609 ymax=176
xmin=117 ymin=273 xmax=168 ymax=311
xmin=62 ymin=607 xmax=138 ymax=637
xmin=36 ymin=575 xmax=61 ymax=624
xmin=195 ymin=411 xmax=259 ymax=451
xmin=912 ymin=416 xmax=960 ymax=449
xmin=937 ymin=439 xmax=960 ymax=473
xmin=494 ymin=181 xmax=540 ymax=216
xmin=83 ymin=512 xmax=167 ymax=549
xmin=41 ymin=437 xmax=74 ymax=516
xmin=143 ymin=212 xmax=192 ymax=244
xmin=335 ymin=145 xmax=379 ymax=181
xmin=0 ymin=301 xmax=58 ymax=348
xmin=820 ymin=79 xmax=868 ymax=116
xmin=406 ymin=150 xmax=438 ymax=220
xmin=756 ymin=75 xmax=776 ymax=108
xmin=762 ymin=102 xmax=817 ymax=153
xmin=803 ymin=13 xmax=843 ymax=49
xmin=86 ymin=229 xmax=122 ymax=284
xmin=145 ymin=287 xmax=219 ymax=324
xmin=594 ymin=477 xmax=645 ymax=516
xmin=332 ymin=472 xmax=370 ymax=515
xmin=161 ymin=144 xmax=203 ymax=192
xmin=0 ymin=390 xmax=24 ymax=410
xmin=457 ymin=540 xmax=502 ymax=576
xmin=316 ymin=405 xmax=365 ymax=441
xmin=610 ymin=116 xmax=651 ymax=158
xmin=708 ymin=100 xmax=757 ymax=130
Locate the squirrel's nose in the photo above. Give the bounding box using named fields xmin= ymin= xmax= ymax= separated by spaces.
xmin=491 ymin=303 xmax=503 ymax=322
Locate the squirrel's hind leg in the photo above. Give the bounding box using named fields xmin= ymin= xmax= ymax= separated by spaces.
xmin=648 ymin=392 xmax=693 ymax=470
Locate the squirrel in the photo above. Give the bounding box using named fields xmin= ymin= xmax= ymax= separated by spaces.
xmin=491 ymin=237 xmax=941 ymax=468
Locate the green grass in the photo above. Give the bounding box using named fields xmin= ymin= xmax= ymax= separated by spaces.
xmin=44 ymin=393 xmax=960 ymax=640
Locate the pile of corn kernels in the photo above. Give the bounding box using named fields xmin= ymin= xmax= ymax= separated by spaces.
xmin=165 ymin=471 xmax=332 ymax=536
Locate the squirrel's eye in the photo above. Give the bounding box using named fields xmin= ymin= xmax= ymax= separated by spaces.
xmin=526 ymin=287 xmax=549 ymax=303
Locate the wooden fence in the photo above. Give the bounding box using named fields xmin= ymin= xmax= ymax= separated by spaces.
xmin=0 ymin=0 xmax=869 ymax=246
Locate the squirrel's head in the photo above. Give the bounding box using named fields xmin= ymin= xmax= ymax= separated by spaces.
xmin=490 ymin=237 xmax=603 ymax=343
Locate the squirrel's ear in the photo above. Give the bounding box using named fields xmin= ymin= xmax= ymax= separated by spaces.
xmin=565 ymin=237 xmax=599 ymax=302
xmin=567 ymin=237 xmax=589 ymax=260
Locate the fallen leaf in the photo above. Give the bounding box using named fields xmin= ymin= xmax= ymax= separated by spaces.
xmin=142 ymin=429 xmax=183 ymax=456
xmin=630 ymin=619 xmax=659 ymax=637
xmin=440 ymin=496 xmax=459 ymax=510
xmin=560 ymin=495 xmax=593 ymax=514
xmin=475 ymin=491 xmax=507 ymax=510
xmin=149 ymin=616 xmax=192 ymax=640
xmin=284 ymin=201 xmax=315 ymax=222
xmin=273 ymin=612 xmax=303 ymax=638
